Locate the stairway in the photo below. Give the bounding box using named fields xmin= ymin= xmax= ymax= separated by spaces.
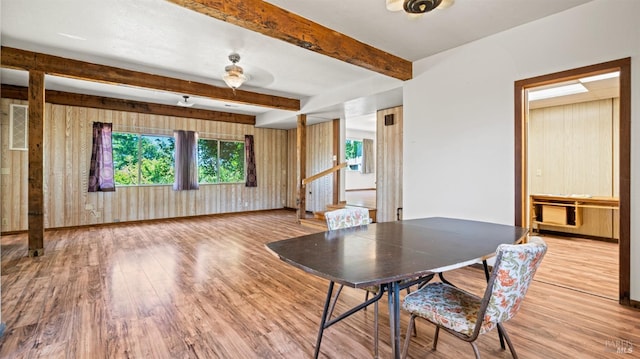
xmin=299 ymin=202 xmax=377 ymax=230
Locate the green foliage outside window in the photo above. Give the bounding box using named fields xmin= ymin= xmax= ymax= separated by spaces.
xmin=345 ymin=139 xmax=363 ymax=171
xmin=198 ymin=139 xmax=218 ymax=183
xmin=219 ymin=141 xmax=245 ymax=183
xmin=197 ymin=139 xmax=245 ymax=183
xmin=112 ymin=133 xmax=174 ymax=185
xmin=112 ymin=133 xmax=139 ymax=185
xmin=112 ymin=132 xmax=245 ymax=186
xmin=140 ymin=135 xmax=175 ymax=184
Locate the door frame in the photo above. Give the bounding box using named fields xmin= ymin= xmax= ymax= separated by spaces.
xmin=514 ymin=58 xmax=631 ymax=306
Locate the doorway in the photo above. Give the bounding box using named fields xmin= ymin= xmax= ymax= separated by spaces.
xmin=344 ymin=114 xmax=377 ymax=210
xmin=514 ymin=58 xmax=631 ymax=305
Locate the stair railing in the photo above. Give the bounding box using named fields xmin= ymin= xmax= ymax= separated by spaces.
xmin=298 ymin=162 xmax=346 ymax=221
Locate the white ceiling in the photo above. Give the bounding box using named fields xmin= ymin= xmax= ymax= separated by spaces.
xmin=0 ymin=0 xmax=594 ymax=130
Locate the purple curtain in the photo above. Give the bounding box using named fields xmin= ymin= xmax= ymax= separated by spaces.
xmin=245 ymin=135 xmax=257 ymax=187
xmin=88 ymin=122 xmax=115 ymax=192
xmin=174 ymin=130 xmax=199 ymax=190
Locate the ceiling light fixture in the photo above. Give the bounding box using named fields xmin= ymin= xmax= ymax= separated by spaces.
xmin=177 ymin=95 xmax=195 ymax=107
xmin=223 ymin=53 xmax=247 ymax=93
xmin=386 ymin=0 xmax=453 ymax=14
xmin=528 ymin=83 xmax=588 ymax=101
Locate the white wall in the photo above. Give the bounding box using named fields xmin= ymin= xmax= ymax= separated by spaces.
xmin=403 ymin=0 xmax=640 ymax=300
xmin=345 ymin=128 xmax=376 ymax=190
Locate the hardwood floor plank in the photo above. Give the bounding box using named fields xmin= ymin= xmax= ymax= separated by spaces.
xmin=1 ymin=210 xmax=638 ymax=358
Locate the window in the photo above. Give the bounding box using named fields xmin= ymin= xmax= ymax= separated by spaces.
xmin=345 ymin=139 xmax=363 ymax=171
xmin=112 ymin=133 xmax=175 ymax=185
xmin=112 ymin=132 xmax=245 ymax=186
xmin=198 ymin=139 xmax=218 ymax=183
xmin=198 ymin=139 xmax=245 ymax=184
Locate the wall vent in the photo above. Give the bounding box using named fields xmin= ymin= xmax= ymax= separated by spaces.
xmin=9 ymin=104 xmax=28 ymax=151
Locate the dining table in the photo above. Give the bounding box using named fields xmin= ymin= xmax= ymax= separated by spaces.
xmin=266 ymin=217 xmax=529 ymax=359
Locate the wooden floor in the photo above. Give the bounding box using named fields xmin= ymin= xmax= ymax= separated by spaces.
xmin=1 ymin=210 xmax=638 ymax=358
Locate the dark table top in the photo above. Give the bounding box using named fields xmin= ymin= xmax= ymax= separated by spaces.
xmin=266 ymin=217 xmax=528 ymax=288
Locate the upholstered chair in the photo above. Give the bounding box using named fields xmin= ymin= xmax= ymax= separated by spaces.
xmin=401 ymin=236 xmax=548 ymax=359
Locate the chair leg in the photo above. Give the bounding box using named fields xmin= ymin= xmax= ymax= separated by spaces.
xmin=432 ymin=326 xmax=440 ymax=351
xmin=470 ymin=342 xmax=481 ymax=359
xmin=497 ymin=323 xmax=519 ymax=359
xmin=326 ymin=284 xmax=344 ymax=319
xmin=364 ymin=290 xmax=369 ymax=311
xmin=404 ymin=288 xmax=417 ymax=337
xmin=438 ymin=272 xmax=455 ymax=286
xmin=373 ymin=301 xmax=379 ymax=358
xmin=402 ymin=315 xmax=416 ymax=359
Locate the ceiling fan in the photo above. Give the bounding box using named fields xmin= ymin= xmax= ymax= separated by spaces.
xmin=223 ymin=53 xmax=248 ymax=93
xmin=386 ymin=0 xmax=454 ymax=14
xmin=177 ymin=95 xmax=195 ymax=107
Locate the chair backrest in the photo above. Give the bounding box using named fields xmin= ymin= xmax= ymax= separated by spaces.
xmin=480 ymin=236 xmax=547 ymax=332
xmin=324 ymin=207 xmax=371 ymax=230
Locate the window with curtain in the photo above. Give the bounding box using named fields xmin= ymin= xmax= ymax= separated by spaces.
xmin=174 ymin=130 xmax=199 ymax=190
xmin=197 ymin=138 xmax=246 ymax=184
xmin=111 ymin=130 xmax=246 ymax=186
xmin=345 ymin=139 xmax=363 ymax=171
xmin=88 ymin=122 xmax=116 ymax=192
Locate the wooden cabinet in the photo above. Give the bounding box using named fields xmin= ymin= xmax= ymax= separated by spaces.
xmin=530 ymin=194 xmax=619 ymax=231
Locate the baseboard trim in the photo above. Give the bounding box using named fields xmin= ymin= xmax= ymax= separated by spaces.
xmin=535 ymin=229 xmax=618 ymax=243
xmin=1 ymin=208 xmax=295 ymax=236
xmin=629 ymin=299 xmax=640 ymax=310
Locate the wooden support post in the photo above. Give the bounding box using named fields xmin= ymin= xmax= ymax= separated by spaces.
xmin=332 ymin=119 xmax=340 ymax=205
xmin=28 ymin=70 xmax=45 ymax=257
xmin=296 ymin=114 xmax=307 ymax=222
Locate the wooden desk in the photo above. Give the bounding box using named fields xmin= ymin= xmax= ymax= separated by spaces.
xmin=266 ymin=217 xmax=528 ymax=359
xmin=529 ymin=194 xmax=619 ymax=232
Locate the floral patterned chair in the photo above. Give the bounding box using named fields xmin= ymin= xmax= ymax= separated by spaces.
xmin=401 ymin=236 xmax=547 ymax=359
xmin=324 ymin=206 xmax=371 ymax=230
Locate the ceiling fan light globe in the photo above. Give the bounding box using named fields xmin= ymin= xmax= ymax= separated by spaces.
xmin=223 ymin=73 xmax=247 ymax=89
xmin=386 ymin=0 xmax=404 ymax=12
xmin=223 ymin=63 xmax=247 ymax=89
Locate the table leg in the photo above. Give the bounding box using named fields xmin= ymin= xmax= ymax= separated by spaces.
xmin=314 ymin=281 xmax=335 ymax=359
xmin=387 ymin=281 xmax=401 ymax=359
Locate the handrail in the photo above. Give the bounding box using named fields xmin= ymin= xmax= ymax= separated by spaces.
xmin=302 ymin=162 xmax=346 ymax=185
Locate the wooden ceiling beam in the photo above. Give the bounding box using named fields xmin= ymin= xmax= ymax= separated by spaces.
xmin=167 ymin=0 xmax=413 ymax=81
xmin=1 ymin=84 xmax=256 ymax=125
xmin=1 ymin=46 xmax=300 ymax=112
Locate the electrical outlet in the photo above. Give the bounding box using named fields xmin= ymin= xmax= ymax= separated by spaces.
xmin=1 ymin=218 xmax=8 ymax=226
xmin=95 ymin=212 xmax=101 ymax=218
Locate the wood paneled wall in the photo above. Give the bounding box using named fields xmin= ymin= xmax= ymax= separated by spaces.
xmin=0 ymin=98 xmax=288 ymax=232
xmin=305 ymin=121 xmax=334 ymax=212
xmin=529 ymin=98 xmax=619 ymax=238
xmin=285 ymin=121 xmax=334 ymax=212
xmin=376 ymin=106 xmax=403 ymax=222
